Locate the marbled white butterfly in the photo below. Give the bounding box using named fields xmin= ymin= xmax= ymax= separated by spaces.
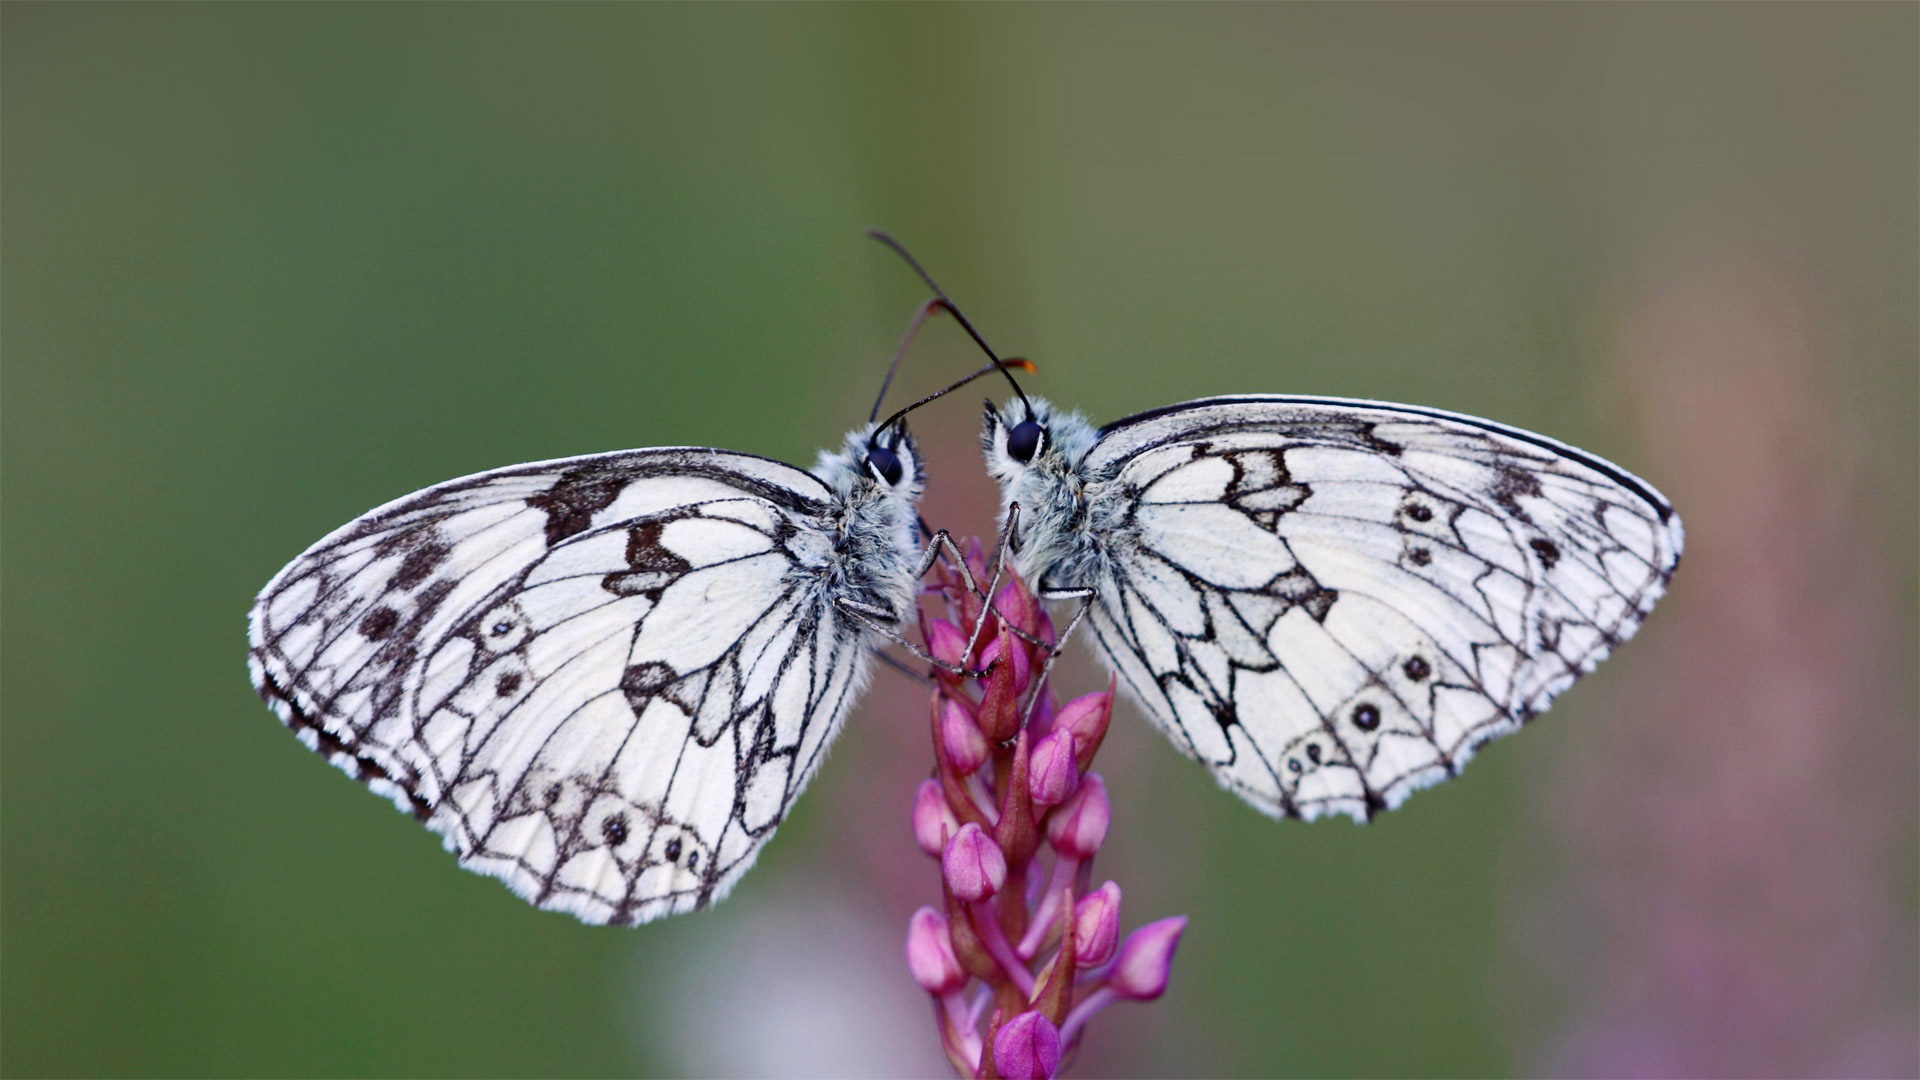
xmin=981 ymin=394 xmax=1682 ymax=822
xmin=248 ymin=329 xmax=1017 ymax=926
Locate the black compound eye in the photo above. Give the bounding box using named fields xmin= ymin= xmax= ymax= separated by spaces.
xmin=865 ymin=444 xmax=903 ymax=485
xmin=1007 ymin=420 xmax=1045 ymax=464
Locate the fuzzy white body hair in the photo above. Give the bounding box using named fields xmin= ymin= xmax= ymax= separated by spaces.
xmin=810 ymin=423 xmax=925 ymax=624
xmin=982 ymin=398 xmax=1118 ymax=594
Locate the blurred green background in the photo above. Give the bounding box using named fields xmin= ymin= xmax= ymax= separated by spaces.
xmin=5 ymin=4 xmax=1914 ymax=1077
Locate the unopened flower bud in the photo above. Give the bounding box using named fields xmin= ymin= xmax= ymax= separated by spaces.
xmin=1045 ymin=772 xmax=1110 ymax=859
xmin=1108 ymin=916 xmax=1187 ymax=1000
xmin=942 ymin=823 xmax=1006 ymax=902
xmin=975 ymin=630 xmax=1025 ymax=743
xmin=1053 ymin=685 xmax=1113 ymax=771
xmin=1073 ymin=882 xmax=1122 ymax=967
xmin=978 ymin=629 xmax=1032 ymax=695
xmin=993 ymin=578 xmax=1042 ymax=640
xmin=1027 ymin=729 xmax=1080 ymax=807
xmin=905 ymin=906 xmax=967 ymax=995
xmin=912 ymin=778 xmax=957 ymax=857
xmin=992 ymin=1010 xmax=1061 ymax=1080
xmin=940 ymin=696 xmax=989 ymax=775
xmin=926 ymin=618 xmax=969 ymax=669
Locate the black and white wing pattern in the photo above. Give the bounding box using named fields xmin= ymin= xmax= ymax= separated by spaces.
xmin=249 ymin=439 xmax=923 ymax=926
xmin=985 ymin=395 xmax=1682 ymax=822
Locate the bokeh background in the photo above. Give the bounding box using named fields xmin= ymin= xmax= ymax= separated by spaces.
xmin=5 ymin=5 xmax=1914 ymax=1077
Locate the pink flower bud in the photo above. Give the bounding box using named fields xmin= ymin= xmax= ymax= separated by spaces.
xmin=978 ymin=629 xmax=1032 ymax=695
xmin=926 ymin=618 xmax=969 ymax=668
xmin=1027 ymin=729 xmax=1080 ymax=807
xmin=975 ymin=630 xmax=1024 ymax=743
xmin=1053 ymin=686 xmax=1113 ymax=771
xmin=940 ymin=696 xmax=990 ymax=775
xmin=905 ymin=906 xmax=967 ymax=995
xmin=1107 ymin=916 xmax=1187 ymax=1001
xmin=1045 ymin=772 xmax=1110 ymax=859
xmin=1073 ymin=882 xmax=1123 ymax=967
xmin=992 ymin=1010 xmax=1061 ymax=1080
xmin=912 ymin=778 xmax=957 ymax=857
xmin=993 ymin=578 xmax=1042 ymax=640
xmin=942 ymin=823 xmax=1006 ymax=902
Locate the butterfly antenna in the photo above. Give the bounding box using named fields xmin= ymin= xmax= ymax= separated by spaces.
xmin=874 ymin=358 xmax=1038 ymax=442
xmin=868 ymin=298 xmax=944 ymax=424
xmin=866 ymin=228 xmax=1036 ymax=420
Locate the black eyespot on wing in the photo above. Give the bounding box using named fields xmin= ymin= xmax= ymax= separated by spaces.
xmin=664 ymin=837 xmax=683 ymax=863
xmin=495 ymin=671 xmax=523 ymax=697
xmin=1408 ymin=547 xmax=1432 ymax=567
xmin=1403 ymin=656 xmax=1431 ymax=681
xmin=602 ymin=814 xmax=629 ymax=847
xmin=1007 ymin=420 xmax=1044 ymax=463
xmin=1404 ymin=502 xmax=1433 ymax=523
xmin=1352 ymin=703 xmax=1381 ymax=732
xmin=865 ymin=444 xmax=903 ymax=485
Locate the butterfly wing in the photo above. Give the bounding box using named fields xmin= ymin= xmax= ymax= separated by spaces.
xmin=1077 ymin=396 xmax=1683 ymax=821
xmin=248 ymin=448 xmax=877 ymax=925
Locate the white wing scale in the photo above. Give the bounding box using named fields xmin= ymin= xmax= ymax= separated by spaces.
xmin=249 ymin=449 xmax=874 ymax=925
xmin=1052 ymin=396 xmax=1682 ymax=821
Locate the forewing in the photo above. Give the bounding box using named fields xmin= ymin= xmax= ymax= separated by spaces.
xmin=1083 ymin=396 xmax=1683 ymax=821
xmin=247 ymin=449 xmax=871 ymax=925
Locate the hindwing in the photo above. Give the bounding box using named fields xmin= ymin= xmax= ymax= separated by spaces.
xmin=248 ymin=449 xmax=870 ymax=925
xmin=1083 ymin=396 xmax=1683 ymax=821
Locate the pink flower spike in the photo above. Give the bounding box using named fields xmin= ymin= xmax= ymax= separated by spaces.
xmin=992 ymin=1010 xmax=1062 ymax=1080
xmin=1107 ymin=915 xmax=1188 ymax=1001
xmin=912 ymin=779 xmax=958 ymax=857
xmin=940 ymin=696 xmax=990 ymax=776
xmin=926 ymin=618 xmax=969 ymax=669
xmin=1053 ymin=685 xmax=1113 ymax=771
xmin=1027 ymin=729 xmax=1080 ymax=807
xmin=1073 ymin=882 xmax=1123 ymax=967
xmin=906 ymin=906 xmax=967 ymax=995
xmin=1045 ymin=772 xmax=1110 ymax=859
xmin=942 ymin=823 xmax=1007 ymax=902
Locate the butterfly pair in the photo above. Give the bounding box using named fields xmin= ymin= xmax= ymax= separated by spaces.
xmin=248 ymin=245 xmax=1683 ymax=927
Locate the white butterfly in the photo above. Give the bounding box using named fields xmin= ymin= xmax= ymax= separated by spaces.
xmin=248 ymin=419 xmax=950 ymax=926
xmin=982 ymin=394 xmax=1683 ymax=821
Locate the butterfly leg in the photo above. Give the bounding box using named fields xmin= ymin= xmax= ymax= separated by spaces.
xmin=960 ymin=504 xmax=1023 ymax=661
xmin=1021 ymin=590 xmax=1095 ymax=727
xmin=870 ymin=646 xmax=935 ymax=689
xmin=912 ymin=528 xmax=984 ymax=600
xmin=835 ymin=597 xmax=986 ymax=678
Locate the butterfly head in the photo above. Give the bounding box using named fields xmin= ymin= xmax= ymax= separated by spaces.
xmin=981 ymin=397 xmax=1097 ymax=484
xmin=817 ymin=421 xmax=925 ymax=505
